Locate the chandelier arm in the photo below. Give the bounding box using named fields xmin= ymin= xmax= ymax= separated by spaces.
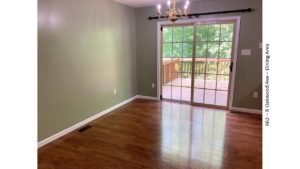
xmin=178 ymin=9 xmax=183 ymax=17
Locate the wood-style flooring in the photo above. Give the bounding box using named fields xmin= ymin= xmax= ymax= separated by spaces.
xmin=38 ymin=99 xmax=262 ymax=169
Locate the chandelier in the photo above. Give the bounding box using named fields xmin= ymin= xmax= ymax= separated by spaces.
xmin=157 ymin=0 xmax=190 ymax=22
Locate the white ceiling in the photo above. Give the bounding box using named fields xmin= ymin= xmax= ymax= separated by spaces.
xmin=113 ymin=0 xmax=195 ymax=8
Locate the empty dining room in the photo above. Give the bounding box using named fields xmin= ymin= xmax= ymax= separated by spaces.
xmin=3 ymin=0 xmax=300 ymax=168
xmin=37 ymin=0 xmax=262 ymax=168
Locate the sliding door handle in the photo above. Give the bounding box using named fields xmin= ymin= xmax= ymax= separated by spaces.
xmin=230 ymin=62 xmax=234 ymax=72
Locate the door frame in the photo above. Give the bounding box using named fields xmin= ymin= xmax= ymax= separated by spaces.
xmin=156 ymin=16 xmax=241 ymax=110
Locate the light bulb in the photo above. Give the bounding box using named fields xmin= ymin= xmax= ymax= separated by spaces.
xmin=167 ymin=0 xmax=171 ymax=7
xmin=157 ymin=4 xmax=161 ymax=10
xmin=186 ymin=0 xmax=190 ymax=5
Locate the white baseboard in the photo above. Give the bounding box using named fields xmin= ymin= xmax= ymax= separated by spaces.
xmin=137 ymin=96 xmax=262 ymax=115
xmin=38 ymin=95 xmax=261 ymax=148
xmin=230 ymin=107 xmax=262 ymax=114
xmin=136 ymin=95 xmax=159 ymax=101
xmin=38 ymin=95 xmax=138 ymax=148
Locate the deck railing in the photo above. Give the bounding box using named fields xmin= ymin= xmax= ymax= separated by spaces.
xmin=163 ymin=58 xmax=231 ymax=84
xmin=163 ymin=58 xmax=180 ymax=84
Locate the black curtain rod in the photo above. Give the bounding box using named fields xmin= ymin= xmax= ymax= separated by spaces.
xmin=148 ymin=8 xmax=252 ymax=20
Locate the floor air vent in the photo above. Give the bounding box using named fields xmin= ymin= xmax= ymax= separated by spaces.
xmin=77 ymin=125 xmax=93 ymax=133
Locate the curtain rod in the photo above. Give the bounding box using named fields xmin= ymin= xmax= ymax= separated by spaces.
xmin=148 ymin=8 xmax=252 ymax=20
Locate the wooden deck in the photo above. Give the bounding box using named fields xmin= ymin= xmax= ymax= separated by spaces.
xmin=38 ymin=99 xmax=262 ymax=169
xmin=163 ymin=78 xmax=229 ymax=105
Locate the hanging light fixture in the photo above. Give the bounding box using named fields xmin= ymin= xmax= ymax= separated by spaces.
xmin=157 ymin=0 xmax=190 ymax=23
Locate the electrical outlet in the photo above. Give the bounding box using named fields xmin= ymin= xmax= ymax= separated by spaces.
xmin=113 ymin=89 xmax=117 ymax=95
xmin=152 ymin=83 xmax=155 ymax=88
xmin=253 ymin=91 xmax=258 ymax=98
xmin=259 ymin=42 xmax=262 ymax=49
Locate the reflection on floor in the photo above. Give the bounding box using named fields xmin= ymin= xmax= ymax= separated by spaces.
xmin=161 ymin=103 xmax=226 ymax=168
xmin=163 ymin=78 xmax=228 ymax=106
xmin=39 ymin=99 xmax=262 ymax=169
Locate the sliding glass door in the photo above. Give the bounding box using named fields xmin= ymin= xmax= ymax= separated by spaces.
xmin=161 ymin=20 xmax=236 ymax=108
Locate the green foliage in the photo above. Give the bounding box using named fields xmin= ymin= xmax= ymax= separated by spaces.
xmin=173 ymin=27 xmax=183 ymax=42
xmin=207 ymin=42 xmax=219 ymax=58
xmin=183 ymin=43 xmax=193 ymax=57
xmin=173 ymin=43 xmax=182 ymax=57
xmin=162 ymin=24 xmax=233 ymax=59
xmin=162 ymin=24 xmax=232 ymax=79
xmin=219 ymin=42 xmax=232 ymax=58
xmin=163 ymin=26 xmax=194 ymax=58
xmin=220 ymin=24 xmax=234 ymax=41
xmin=163 ymin=43 xmax=172 ymax=57
xmin=196 ymin=42 xmax=207 ymax=58
xmin=163 ymin=27 xmax=172 ymax=42
xmin=207 ymin=24 xmax=220 ymax=41
xmin=196 ymin=25 xmax=208 ymax=41
xmin=183 ymin=26 xmax=194 ymax=42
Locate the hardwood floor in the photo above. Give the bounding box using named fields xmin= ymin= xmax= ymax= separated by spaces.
xmin=38 ymin=99 xmax=262 ymax=169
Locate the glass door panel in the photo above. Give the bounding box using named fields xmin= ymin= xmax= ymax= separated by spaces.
xmin=162 ymin=25 xmax=194 ymax=102
xmin=193 ymin=23 xmax=234 ymax=107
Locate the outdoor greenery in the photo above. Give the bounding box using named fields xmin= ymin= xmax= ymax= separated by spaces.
xmin=162 ymin=24 xmax=234 ymax=77
xmin=163 ymin=24 xmax=234 ymax=58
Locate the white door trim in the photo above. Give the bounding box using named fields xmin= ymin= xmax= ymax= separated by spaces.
xmin=156 ymin=16 xmax=241 ymax=109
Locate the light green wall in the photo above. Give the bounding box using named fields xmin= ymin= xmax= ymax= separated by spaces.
xmin=38 ymin=0 xmax=137 ymax=141
xmin=135 ymin=0 xmax=262 ymax=110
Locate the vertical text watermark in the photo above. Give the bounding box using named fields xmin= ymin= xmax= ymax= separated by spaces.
xmin=264 ymin=44 xmax=270 ymax=126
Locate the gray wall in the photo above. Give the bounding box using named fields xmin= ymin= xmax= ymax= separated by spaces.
xmin=38 ymin=0 xmax=137 ymax=141
xmin=135 ymin=0 xmax=262 ymax=110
